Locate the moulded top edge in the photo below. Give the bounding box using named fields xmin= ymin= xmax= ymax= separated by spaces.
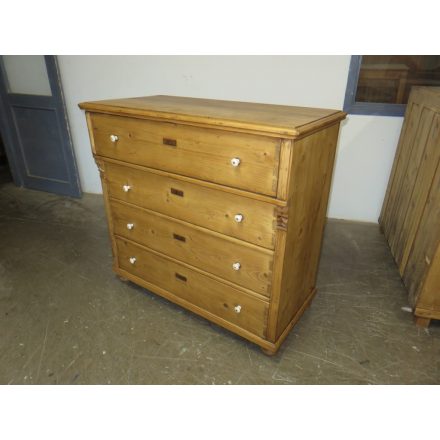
xmin=79 ymin=95 xmax=346 ymax=138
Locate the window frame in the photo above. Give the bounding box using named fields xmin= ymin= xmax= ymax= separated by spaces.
xmin=343 ymin=55 xmax=406 ymax=117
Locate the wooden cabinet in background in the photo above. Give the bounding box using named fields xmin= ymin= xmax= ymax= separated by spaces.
xmin=379 ymin=87 xmax=440 ymax=327
xmin=79 ymin=95 xmax=345 ymax=354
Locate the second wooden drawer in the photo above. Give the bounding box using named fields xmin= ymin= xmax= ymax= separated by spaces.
xmin=110 ymin=199 xmax=273 ymax=296
xmin=104 ymin=161 xmax=277 ymax=249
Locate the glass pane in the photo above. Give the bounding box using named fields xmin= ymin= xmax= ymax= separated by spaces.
xmin=356 ymin=55 xmax=440 ymax=104
xmin=2 ymin=55 xmax=52 ymax=96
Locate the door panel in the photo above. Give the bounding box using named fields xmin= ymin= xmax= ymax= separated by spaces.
xmin=12 ymin=106 xmax=70 ymax=181
xmin=0 ymin=55 xmax=81 ymax=197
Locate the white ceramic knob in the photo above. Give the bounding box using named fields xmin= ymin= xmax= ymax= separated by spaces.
xmin=127 ymin=223 xmax=134 ymax=230
xmin=129 ymin=257 xmax=136 ymax=265
xmin=122 ymin=184 xmax=131 ymax=192
xmin=234 ymin=214 xmax=244 ymax=223
xmin=231 ymin=157 xmax=241 ymax=167
xmin=234 ymin=305 xmax=242 ymax=314
xmin=110 ymin=134 xmax=119 ymax=143
xmin=232 ymin=262 xmax=241 ymax=271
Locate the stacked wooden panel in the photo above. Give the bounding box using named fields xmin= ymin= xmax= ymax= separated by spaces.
xmin=379 ymin=87 xmax=440 ymax=327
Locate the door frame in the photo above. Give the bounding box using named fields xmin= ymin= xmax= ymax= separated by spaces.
xmin=0 ymin=60 xmax=22 ymax=185
xmin=0 ymin=55 xmax=81 ymax=197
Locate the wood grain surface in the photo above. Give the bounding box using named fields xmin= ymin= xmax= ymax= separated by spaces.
xmin=90 ymin=112 xmax=281 ymax=196
xmin=104 ymin=160 xmax=277 ymax=249
xmin=82 ymin=95 xmax=346 ymax=353
xmin=110 ymin=199 xmax=273 ymax=296
xmin=379 ymin=87 xmax=440 ymax=326
xmin=116 ymin=237 xmax=269 ymax=337
xmin=80 ymin=95 xmax=345 ymax=138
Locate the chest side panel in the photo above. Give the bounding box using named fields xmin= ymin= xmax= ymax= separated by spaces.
xmin=269 ymin=123 xmax=342 ymax=340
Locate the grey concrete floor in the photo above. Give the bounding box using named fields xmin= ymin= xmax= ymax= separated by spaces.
xmin=0 ymin=182 xmax=439 ymax=384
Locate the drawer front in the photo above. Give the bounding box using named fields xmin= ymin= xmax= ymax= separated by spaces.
xmin=116 ymin=237 xmax=268 ymax=337
xmin=105 ymin=161 xmax=276 ymax=249
xmin=110 ymin=200 xmax=273 ymax=296
xmin=90 ymin=113 xmax=280 ymax=196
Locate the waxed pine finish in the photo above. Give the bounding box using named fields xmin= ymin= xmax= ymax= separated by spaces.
xmin=379 ymin=87 xmax=440 ymax=328
xmin=80 ymin=95 xmax=346 ymax=354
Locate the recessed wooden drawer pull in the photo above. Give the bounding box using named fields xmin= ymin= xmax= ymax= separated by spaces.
xmin=126 ymin=223 xmax=134 ymax=230
xmin=122 ymin=184 xmax=131 ymax=192
xmin=163 ymin=137 xmax=177 ymax=147
xmin=173 ymin=233 xmax=186 ymax=242
xmin=170 ymin=187 xmax=184 ymax=197
xmin=109 ymin=134 xmax=119 ymax=143
xmin=230 ymin=157 xmax=241 ymax=167
xmin=234 ymin=214 xmax=244 ymax=223
xmin=175 ymin=272 xmax=187 ymax=282
xmin=232 ymin=262 xmax=241 ymax=271
xmin=129 ymin=257 xmax=137 ymax=265
xmin=234 ymin=305 xmax=242 ymax=314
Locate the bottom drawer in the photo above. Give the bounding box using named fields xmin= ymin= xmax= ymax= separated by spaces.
xmin=115 ymin=237 xmax=268 ymax=338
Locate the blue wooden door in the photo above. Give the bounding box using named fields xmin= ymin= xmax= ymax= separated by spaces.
xmin=0 ymin=55 xmax=81 ymax=197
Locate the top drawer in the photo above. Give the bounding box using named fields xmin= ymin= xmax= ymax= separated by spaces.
xmin=89 ymin=113 xmax=280 ymax=197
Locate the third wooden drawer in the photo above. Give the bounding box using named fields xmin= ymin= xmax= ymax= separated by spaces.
xmin=110 ymin=199 xmax=273 ymax=296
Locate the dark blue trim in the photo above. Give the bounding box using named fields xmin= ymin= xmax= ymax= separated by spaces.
xmin=343 ymin=55 xmax=406 ymax=117
xmin=46 ymin=56 xmax=82 ymax=197
xmin=343 ymin=55 xmax=362 ymax=112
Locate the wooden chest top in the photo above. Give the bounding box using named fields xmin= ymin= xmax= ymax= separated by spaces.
xmin=79 ymin=95 xmax=345 ymax=138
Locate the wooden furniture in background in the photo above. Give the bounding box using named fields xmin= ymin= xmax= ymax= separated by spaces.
xmin=357 ymin=64 xmax=409 ymax=104
xmin=79 ymin=95 xmax=345 ymax=354
xmin=379 ymin=87 xmax=440 ymax=328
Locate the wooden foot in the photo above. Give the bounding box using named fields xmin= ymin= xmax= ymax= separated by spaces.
xmin=117 ymin=275 xmax=129 ymax=282
xmin=261 ymin=347 xmax=278 ymax=356
xmin=414 ymin=316 xmax=431 ymax=328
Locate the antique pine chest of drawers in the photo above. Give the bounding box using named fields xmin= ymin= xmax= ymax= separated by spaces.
xmin=79 ymin=95 xmax=346 ymax=355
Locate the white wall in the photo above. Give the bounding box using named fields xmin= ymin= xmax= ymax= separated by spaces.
xmin=57 ymin=55 xmax=403 ymax=223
